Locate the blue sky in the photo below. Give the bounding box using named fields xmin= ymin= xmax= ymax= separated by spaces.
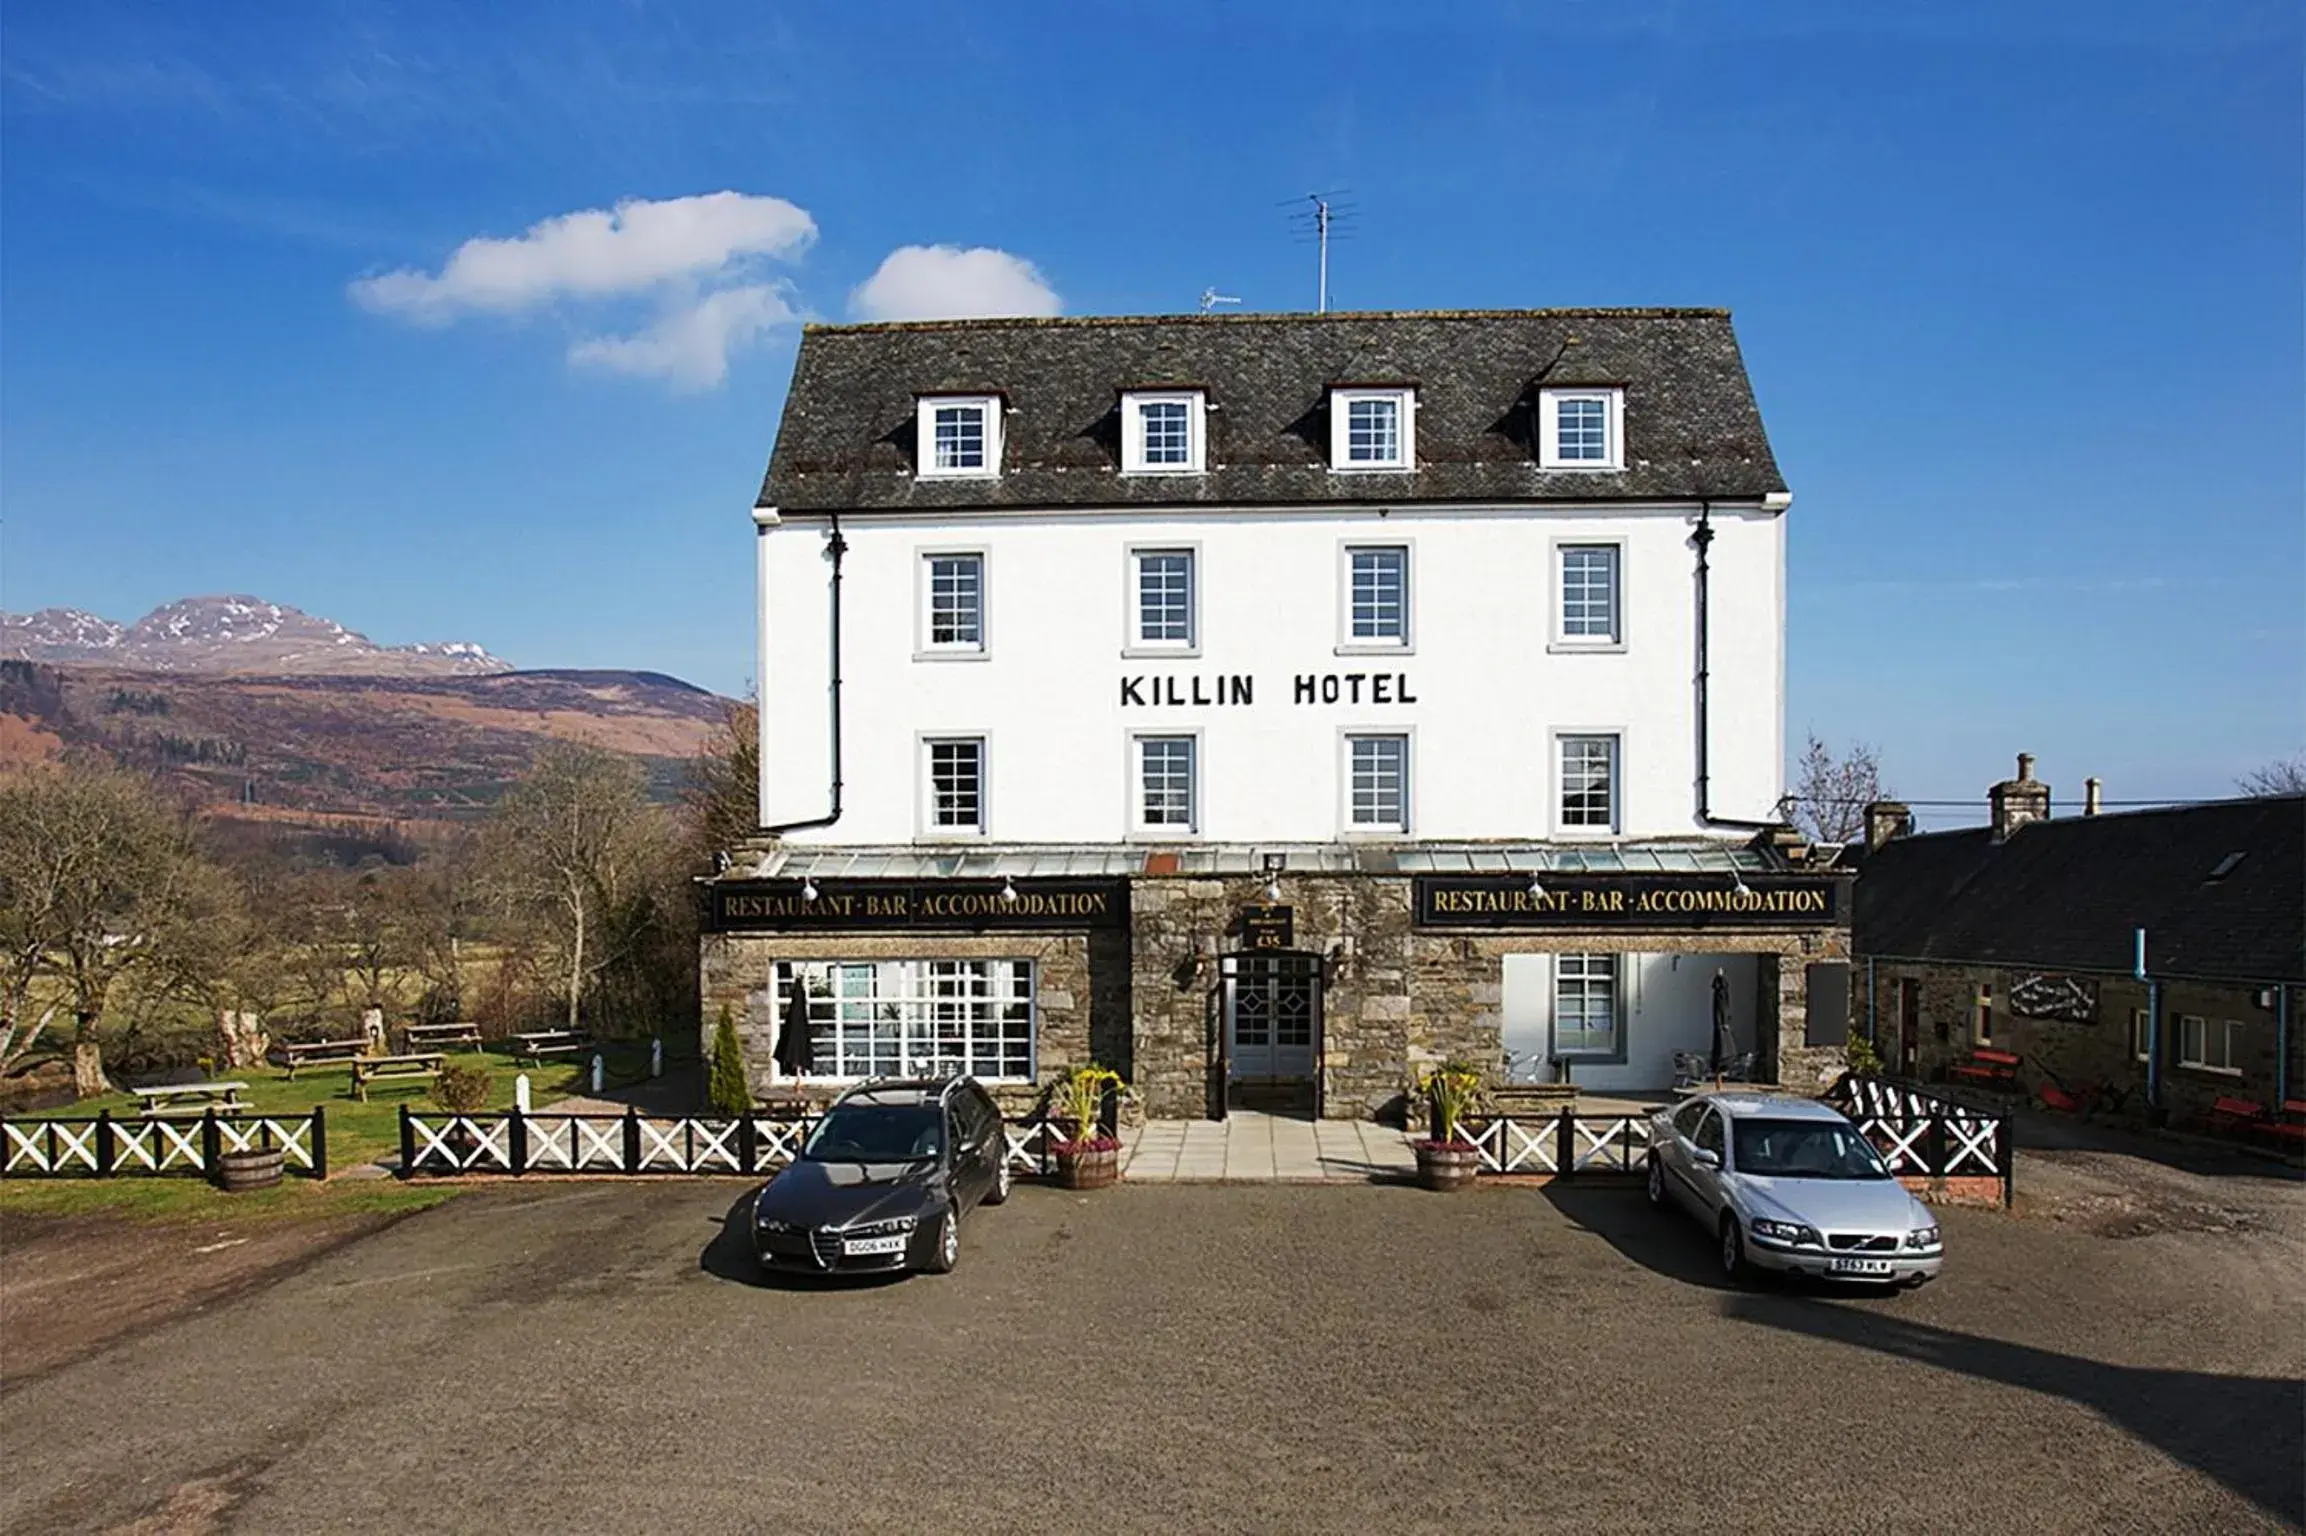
xmin=2 ymin=0 xmax=2299 ymax=823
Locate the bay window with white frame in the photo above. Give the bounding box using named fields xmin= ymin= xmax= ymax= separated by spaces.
xmin=1343 ymin=544 xmax=1410 ymax=649
xmin=775 ymin=959 xmax=1034 ymax=1082
xmin=1122 ymin=390 xmax=1205 ymax=474
xmin=1345 ymin=733 xmax=1409 ymax=833
xmin=923 ymin=736 xmax=985 ymax=835
xmin=1556 ymin=543 xmax=1621 ymax=646
xmin=1129 ymin=547 xmax=1197 ymax=651
xmin=1558 ymin=733 xmax=1620 ymax=833
xmin=1329 ymin=387 xmax=1414 ymax=470
xmin=917 ymin=395 xmax=1001 ymax=478
xmin=1553 ymin=954 xmax=1620 ymax=1060
xmin=1134 ymin=734 xmax=1198 ymax=834
xmin=919 ymin=551 xmax=985 ymax=655
xmin=1538 ymin=387 xmax=1623 ymax=470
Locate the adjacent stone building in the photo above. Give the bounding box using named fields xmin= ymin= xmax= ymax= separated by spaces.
xmin=1853 ymin=762 xmax=2303 ymax=1127
xmin=701 ymin=307 xmax=1852 ymax=1119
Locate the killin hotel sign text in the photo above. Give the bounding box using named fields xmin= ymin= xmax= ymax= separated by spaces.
xmin=1121 ymin=671 xmax=1418 ymax=707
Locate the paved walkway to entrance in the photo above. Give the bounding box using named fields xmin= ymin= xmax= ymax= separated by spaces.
xmin=1120 ymin=1111 xmax=1419 ymax=1183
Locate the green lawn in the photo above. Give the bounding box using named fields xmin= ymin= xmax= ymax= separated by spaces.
xmin=49 ymin=1038 xmax=678 ymax=1173
xmin=0 ymin=1175 xmax=461 ymax=1225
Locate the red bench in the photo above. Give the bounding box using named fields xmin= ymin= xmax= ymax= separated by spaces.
xmin=1947 ymin=1048 xmax=2022 ymax=1089
xmin=2208 ymin=1096 xmax=2269 ymax=1138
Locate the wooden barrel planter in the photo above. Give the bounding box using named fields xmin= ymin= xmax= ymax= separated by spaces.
xmin=216 ymin=1147 xmax=286 ymax=1192
xmin=1053 ymin=1141 xmax=1120 ymax=1190
xmin=1414 ymin=1141 xmax=1482 ymax=1192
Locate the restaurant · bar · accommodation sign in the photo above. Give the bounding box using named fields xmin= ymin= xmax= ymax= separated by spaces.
xmin=707 ymin=879 xmax=1130 ymax=933
xmin=1413 ymin=874 xmax=1846 ymax=929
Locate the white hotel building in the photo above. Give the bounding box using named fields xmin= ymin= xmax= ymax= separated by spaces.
xmin=702 ymin=309 xmax=1853 ymax=1120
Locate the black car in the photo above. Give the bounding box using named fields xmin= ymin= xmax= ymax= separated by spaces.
xmin=752 ymin=1076 xmax=1011 ymax=1277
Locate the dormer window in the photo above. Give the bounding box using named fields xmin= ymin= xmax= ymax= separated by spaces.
xmin=1329 ymin=387 xmax=1415 ymax=471
xmin=1122 ymin=390 xmax=1205 ymax=475
xmin=1538 ymin=388 xmax=1624 ymax=470
xmin=917 ymin=395 xmax=1001 ymax=479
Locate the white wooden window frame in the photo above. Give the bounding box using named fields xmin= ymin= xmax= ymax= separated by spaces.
xmin=1337 ymin=540 xmax=1413 ymax=653
xmin=1973 ymin=984 xmax=1993 ymax=1047
xmin=1340 ymin=729 xmax=1413 ymax=835
xmin=2131 ymin=1008 xmax=2151 ymax=1063
xmin=1125 ymin=543 xmax=1200 ymax=656
xmin=2176 ymin=1013 xmax=2244 ymax=1076
xmin=1127 ymin=730 xmax=1202 ymax=837
xmin=1329 ymin=387 xmax=1415 ymax=472
xmin=1538 ymin=388 xmax=1625 ymax=471
xmin=919 ymin=734 xmax=988 ymax=838
xmin=915 ymin=548 xmax=988 ymax=659
xmin=775 ymin=960 xmax=1036 ymax=1083
xmin=916 ymin=395 xmax=1002 ymax=479
xmin=1553 ymin=730 xmax=1622 ymax=837
xmin=1121 ymin=390 xmax=1206 ymax=475
xmin=1551 ymin=538 xmax=1625 ymax=651
xmin=1552 ymin=952 xmax=1624 ymax=1062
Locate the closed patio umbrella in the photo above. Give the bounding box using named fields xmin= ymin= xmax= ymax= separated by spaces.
xmin=773 ymin=977 xmax=816 ymax=1078
xmin=1709 ymin=968 xmax=1736 ymax=1079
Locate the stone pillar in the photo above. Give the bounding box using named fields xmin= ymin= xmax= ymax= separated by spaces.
xmin=361 ymin=1008 xmax=388 ymax=1055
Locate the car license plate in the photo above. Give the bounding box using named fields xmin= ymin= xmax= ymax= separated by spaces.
xmin=1828 ymin=1257 xmax=1895 ymax=1276
xmin=843 ymin=1235 xmax=907 ymax=1257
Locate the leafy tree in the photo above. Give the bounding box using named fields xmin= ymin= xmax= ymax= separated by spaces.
xmin=1789 ymin=733 xmax=1888 ymax=844
xmin=707 ymin=1004 xmax=753 ymax=1117
xmin=0 ymin=760 xmax=205 ymax=1093
xmin=2237 ymin=754 xmax=2306 ymax=797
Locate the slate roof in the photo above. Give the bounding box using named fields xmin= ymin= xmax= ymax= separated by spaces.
xmin=758 ymin=308 xmax=1786 ymax=513
xmin=1854 ymin=796 xmax=2305 ymax=983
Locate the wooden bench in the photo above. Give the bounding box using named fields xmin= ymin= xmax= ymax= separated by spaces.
xmin=2263 ymin=1099 xmax=2306 ymax=1149
xmin=2208 ymin=1095 xmax=2270 ymax=1138
xmin=130 ymin=1082 xmax=252 ymax=1118
xmin=351 ymin=1053 xmax=445 ymax=1102
xmin=509 ymin=1030 xmax=595 ymax=1064
xmin=1947 ymin=1048 xmax=2022 ymax=1089
xmin=278 ymin=1039 xmax=368 ymax=1080
xmin=403 ymin=1022 xmax=483 ymax=1051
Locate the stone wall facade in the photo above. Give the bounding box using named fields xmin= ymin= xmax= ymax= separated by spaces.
xmin=1861 ymin=960 xmax=2300 ymax=1128
xmin=702 ymin=873 xmax=1856 ymax=1123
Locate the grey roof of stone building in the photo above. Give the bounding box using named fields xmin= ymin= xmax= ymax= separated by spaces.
xmin=758 ymin=308 xmax=1787 ymax=513
xmin=1854 ymin=796 xmax=2306 ymax=984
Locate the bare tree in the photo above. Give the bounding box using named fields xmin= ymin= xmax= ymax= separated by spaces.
xmin=683 ymin=697 xmax=760 ymax=866
xmin=2238 ymin=754 xmax=2306 ymax=797
xmin=0 ymin=760 xmax=204 ymax=1094
xmin=1789 ymin=733 xmax=1888 ymax=844
xmin=484 ymin=742 xmax=661 ymax=1032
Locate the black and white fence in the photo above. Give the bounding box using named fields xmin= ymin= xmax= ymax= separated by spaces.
xmin=1824 ymin=1074 xmax=2013 ymax=1205
xmin=1441 ymin=1110 xmax=1655 ymax=1177
xmin=398 ymin=1106 xmax=1068 ymax=1179
xmin=0 ymin=1108 xmax=328 ymax=1181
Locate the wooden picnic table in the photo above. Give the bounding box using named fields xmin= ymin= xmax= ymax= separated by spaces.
xmin=403 ymin=1022 xmax=483 ymax=1050
xmin=278 ymin=1038 xmax=369 ymax=1080
xmin=130 ymin=1081 xmax=252 ymax=1118
xmin=351 ymin=1053 xmax=445 ymax=1102
xmin=508 ymin=1029 xmax=595 ymax=1064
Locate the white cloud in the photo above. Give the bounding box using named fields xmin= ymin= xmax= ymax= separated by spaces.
xmin=567 ymin=283 xmax=798 ymax=390
xmin=850 ymin=245 xmax=1061 ymax=322
xmin=351 ymin=191 xmax=815 ymax=321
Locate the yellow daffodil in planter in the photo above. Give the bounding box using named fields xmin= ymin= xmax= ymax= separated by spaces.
xmin=1049 ymin=1063 xmax=1124 ymax=1190
xmin=1414 ymin=1061 xmax=1485 ymax=1192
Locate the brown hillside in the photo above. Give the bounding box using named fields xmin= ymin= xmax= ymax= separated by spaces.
xmin=0 ymin=660 xmax=730 ymax=821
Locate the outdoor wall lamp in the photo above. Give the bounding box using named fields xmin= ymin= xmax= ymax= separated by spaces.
xmin=801 ymin=879 xmax=820 ymax=902
xmin=1000 ymin=876 xmax=1019 ymax=904
xmin=1261 ymin=851 xmax=1285 ymax=903
xmin=1527 ymin=871 xmax=1547 ymax=898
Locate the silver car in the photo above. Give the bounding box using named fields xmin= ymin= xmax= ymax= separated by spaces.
xmin=1645 ymin=1091 xmax=1944 ymax=1286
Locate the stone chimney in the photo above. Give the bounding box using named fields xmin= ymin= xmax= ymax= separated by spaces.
xmin=2084 ymin=777 xmax=2103 ymax=816
xmin=1989 ymin=753 xmax=2051 ymax=842
xmin=1863 ymin=801 xmax=1914 ymax=851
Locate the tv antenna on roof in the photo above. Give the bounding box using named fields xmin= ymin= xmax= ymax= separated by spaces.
xmin=1199 ymin=287 xmax=1240 ymax=314
xmin=1283 ymin=190 xmax=1356 ymax=313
